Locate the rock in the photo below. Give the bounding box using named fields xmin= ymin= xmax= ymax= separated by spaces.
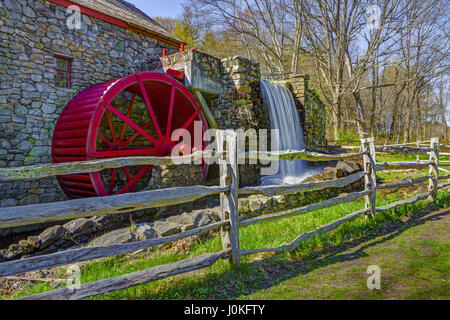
xmin=90 ymin=229 xmax=136 ymax=247
xmin=135 ymin=224 xmax=158 ymax=241
xmin=336 ymin=161 xmax=362 ymax=176
xmin=39 ymin=225 xmax=68 ymax=250
xmin=153 ymin=220 xmax=181 ymax=237
xmin=192 ymin=212 xmax=213 ymax=228
xmin=27 ymin=236 xmax=41 ymax=249
xmin=0 ymin=250 xmax=6 ymax=263
xmin=323 ymin=167 xmax=345 ymax=180
xmin=64 ymin=218 xmax=98 ymax=237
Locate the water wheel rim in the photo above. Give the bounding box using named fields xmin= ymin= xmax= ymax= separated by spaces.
xmin=85 ymin=72 xmax=209 ymax=197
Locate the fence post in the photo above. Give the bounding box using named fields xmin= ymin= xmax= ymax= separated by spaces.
xmin=416 ymin=138 xmax=421 ymax=162
xmin=361 ymin=137 xmax=377 ymax=218
xmin=217 ymin=130 xmax=240 ymax=267
xmin=428 ymin=137 xmax=440 ymax=202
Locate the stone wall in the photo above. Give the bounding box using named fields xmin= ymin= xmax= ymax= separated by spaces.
xmin=0 ymin=0 xmax=179 ymax=212
xmin=162 ymin=51 xmax=271 ymax=186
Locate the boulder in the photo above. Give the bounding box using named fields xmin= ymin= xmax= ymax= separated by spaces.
xmin=64 ymin=218 xmax=98 ymax=237
xmin=153 ymin=220 xmax=181 ymax=237
xmin=39 ymin=225 xmax=68 ymax=250
xmin=90 ymin=229 xmax=136 ymax=247
xmin=135 ymin=224 xmax=158 ymax=241
xmin=27 ymin=236 xmax=41 ymax=249
xmin=336 ymin=161 xmax=362 ymax=176
xmin=192 ymin=212 xmax=213 ymax=228
xmin=323 ymin=167 xmax=345 ymax=180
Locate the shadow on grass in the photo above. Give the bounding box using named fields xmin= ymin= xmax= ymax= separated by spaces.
xmin=128 ymin=205 xmax=450 ymax=300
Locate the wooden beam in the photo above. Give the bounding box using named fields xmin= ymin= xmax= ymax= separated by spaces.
xmin=0 ymin=185 xmax=229 ymax=228
xmin=375 ymin=192 xmax=431 ymax=213
xmin=376 ymin=175 xmax=432 ymax=190
xmin=239 ymin=171 xmax=367 ymax=197
xmin=428 ymin=137 xmax=440 ymax=201
xmin=239 ymin=190 xmax=370 ymax=228
xmin=374 ymin=146 xmax=432 ymax=155
xmin=18 ymin=250 xmax=230 ymax=300
xmin=0 ymin=151 xmax=218 ymax=181
xmin=362 ymin=138 xmax=376 ymax=218
xmin=376 ymin=161 xmax=434 ymax=171
xmin=240 ymin=208 xmax=370 ymax=256
xmin=240 ymin=150 xmax=368 ymax=162
xmin=217 ymin=130 xmax=240 ymax=267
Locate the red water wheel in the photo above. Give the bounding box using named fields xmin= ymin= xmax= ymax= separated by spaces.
xmin=52 ymin=72 xmax=209 ymax=199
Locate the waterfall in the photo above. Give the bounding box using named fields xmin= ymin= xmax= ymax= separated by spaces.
xmin=260 ymin=80 xmax=319 ymax=185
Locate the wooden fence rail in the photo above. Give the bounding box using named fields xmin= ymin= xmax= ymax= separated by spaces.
xmin=0 ymin=132 xmax=448 ymax=300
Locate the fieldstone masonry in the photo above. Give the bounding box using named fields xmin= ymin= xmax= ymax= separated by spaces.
xmin=0 ymin=1 xmax=328 ymax=243
xmin=0 ymin=0 xmax=178 ymax=213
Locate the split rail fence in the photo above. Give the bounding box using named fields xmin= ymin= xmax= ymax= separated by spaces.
xmin=0 ymin=131 xmax=448 ymax=300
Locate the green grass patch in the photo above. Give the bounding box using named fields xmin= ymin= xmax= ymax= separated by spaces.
xmin=7 ymin=190 xmax=450 ymax=300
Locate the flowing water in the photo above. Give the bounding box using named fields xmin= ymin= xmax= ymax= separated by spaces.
xmin=260 ymin=80 xmax=321 ymax=185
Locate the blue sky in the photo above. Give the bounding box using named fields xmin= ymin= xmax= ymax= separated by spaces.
xmin=126 ymin=0 xmax=184 ymax=18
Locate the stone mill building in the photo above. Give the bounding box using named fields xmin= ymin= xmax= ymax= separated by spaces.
xmin=0 ymin=0 xmax=327 ymax=240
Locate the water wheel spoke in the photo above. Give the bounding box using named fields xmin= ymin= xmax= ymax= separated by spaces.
xmin=122 ymin=167 xmax=136 ymax=193
xmin=105 ymin=110 xmax=118 ymax=143
xmin=109 ymin=168 xmax=117 ymax=195
xmin=118 ymin=165 xmax=153 ymax=194
xmin=98 ymin=133 xmax=114 ymax=147
xmin=87 ymin=147 xmax=158 ymax=158
xmin=119 ymin=94 xmax=136 ymax=142
xmin=174 ymin=108 xmax=202 ymax=140
xmin=101 ymin=100 xmax=158 ymax=145
xmin=136 ymin=74 xmax=163 ymax=138
xmin=123 ymin=120 xmax=154 ymax=147
xmin=166 ymin=79 xmax=176 ymax=137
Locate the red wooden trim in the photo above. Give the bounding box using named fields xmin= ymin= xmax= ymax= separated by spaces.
xmin=45 ymin=0 xmax=182 ymax=48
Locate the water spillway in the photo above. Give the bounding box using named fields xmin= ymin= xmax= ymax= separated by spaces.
xmin=260 ymin=80 xmax=319 ymax=185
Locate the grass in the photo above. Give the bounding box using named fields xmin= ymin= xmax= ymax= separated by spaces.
xmin=5 ymin=187 xmax=450 ymax=300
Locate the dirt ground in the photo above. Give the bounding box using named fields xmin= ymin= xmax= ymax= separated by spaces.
xmin=247 ymin=207 xmax=450 ymax=300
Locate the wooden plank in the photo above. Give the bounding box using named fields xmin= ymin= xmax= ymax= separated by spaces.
xmin=375 ymin=161 xmax=434 ymax=171
xmin=18 ymin=250 xmax=230 ymax=300
xmin=239 ymin=171 xmax=368 ymax=197
xmin=0 ymin=185 xmax=229 ymax=228
xmin=381 ymin=141 xmax=431 ymax=147
xmin=239 ymin=190 xmax=370 ymax=228
xmin=192 ymin=90 xmax=220 ymax=129
xmin=362 ymin=138 xmax=376 ymax=218
xmin=0 ymin=220 xmax=229 ymax=278
xmin=438 ymin=182 xmax=450 ymax=189
xmin=375 ymin=192 xmax=431 ymax=213
xmin=240 ymin=150 xmax=368 ymax=162
xmin=438 ymin=174 xmax=450 ymax=180
xmin=428 ymin=138 xmax=440 ymax=201
xmin=376 ymin=175 xmax=432 ymax=190
xmin=240 ymin=208 xmax=370 ymax=256
xmin=374 ymin=146 xmax=432 ymax=155
xmin=217 ymin=130 xmax=240 ymax=267
xmin=0 ymin=151 xmax=218 ymax=181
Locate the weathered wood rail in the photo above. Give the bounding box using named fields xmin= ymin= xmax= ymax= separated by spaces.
xmin=0 ymin=132 xmax=447 ymax=300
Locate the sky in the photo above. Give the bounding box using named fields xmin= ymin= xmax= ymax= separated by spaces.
xmin=125 ymin=0 xmax=184 ymax=19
